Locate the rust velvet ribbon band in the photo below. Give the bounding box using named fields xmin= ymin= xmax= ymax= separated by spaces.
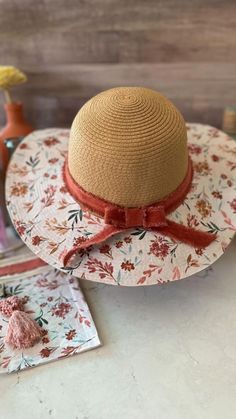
xmin=62 ymin=158 xmax=216 ymax=266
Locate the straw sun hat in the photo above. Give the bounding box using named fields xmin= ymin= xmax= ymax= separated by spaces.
xmin=6 ymin=87 xmax=236 ymax=286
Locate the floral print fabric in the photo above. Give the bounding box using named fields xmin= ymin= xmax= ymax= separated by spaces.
xmin=5 ymin=124 xmax=236 ymax=286
xmin=0 ymin=267 xmax=101 ymax=373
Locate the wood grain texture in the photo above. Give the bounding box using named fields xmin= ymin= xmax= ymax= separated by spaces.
xmin=0 ymin=0 xmax=235 ymax=128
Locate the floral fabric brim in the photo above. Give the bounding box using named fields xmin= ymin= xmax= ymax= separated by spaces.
xmin=5 ymin=124 xmax=236 ymax=286
xmin=0 ymin=266 xmax=101 ymax=373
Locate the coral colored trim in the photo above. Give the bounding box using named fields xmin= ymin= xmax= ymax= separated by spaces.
xmin=0 ymin=258 xmax=46 ymax=277
xmin=158 ymin=220 xmax=216 ymax=249
xmin=63 ymin=221 xmax=216 ymax=267
xmin=62 ymin=157 xmax=216 ymax=266
xmin=63 ymin=225 xmax=124 ymax=267
xmin=63 ymin=157 xmax=194 ymax=219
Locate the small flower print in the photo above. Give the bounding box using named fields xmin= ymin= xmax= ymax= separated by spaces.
xmin=65 ymin=329 xmax=77 ymax=340
xmin=60 ymin=185 xmax=68 ymax=194
xmin=124 ymin=236 xmax=132 ymax=244
xmin=15 ymin=220 xmax=27 ymax=236
xmin=32 ymin=235 xmax=45 ymax=246
xmin=40 ymin=348 xmax=51 ymax=358
xmin=42 ymin=336 xmax=50 ymax=344
xmin=195 ymin=199 xmax=212 ymax=218
xmin=36 ymin=278 xmax=60 ymax=290
xmin=73 ymin=237 xmax=86 ymax=247
xmin=194 ymin=161 xmax=211 ymax=175
xmin=51 ymin=302 xmax=72 ymax=319
xmin=99 ymin=244 xmax=112 ymax=258
xmin=10 ymin=182 xmax=28 ymax=197
xmin=121 ymin=260 xmax=135 ymax=271
xmin=17 ymin=225 xmax=26 ymax=236
xmin=39 ymin=347 xmax=56 ymax=358
xmin=73 ymin=236 xmax=92 ymax=256
xmin=195 ymin=248 xmax=203 ymax=256
xmin=48 ymin=158 xmax=59 ymax=164
xmin=212 ymin=191 xmax=222 ymax=199
xmin=188 ymin=143 xmax=202 ymax=155
xmin=115 ymin=241 xmax=123 ymax=248
xmin=44 ymin=137 xmax=60 ymax=147
xmin=211 ymin=154 xmax=220 ymax=162
xmin=100 ymin=244 xmax=111 ymax=254
xmin=149 ymin=237 xmax=170 ymax=259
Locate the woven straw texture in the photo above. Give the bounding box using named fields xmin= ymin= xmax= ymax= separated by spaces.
xmin=69 ymin=87 xmax=188 ymax=207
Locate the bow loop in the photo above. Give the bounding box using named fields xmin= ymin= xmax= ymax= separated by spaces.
xmin=104 ymin=205 xmax=168 ymax=228
xmin=143 ymin=206 xmax=167 ymax=228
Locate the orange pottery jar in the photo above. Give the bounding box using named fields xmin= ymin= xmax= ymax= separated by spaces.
xmin=0 ymin=102 xmax=33 ymax=173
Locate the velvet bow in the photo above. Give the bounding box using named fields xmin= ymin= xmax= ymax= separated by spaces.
xmin=104 ymin=205 xmax=167 ymax=228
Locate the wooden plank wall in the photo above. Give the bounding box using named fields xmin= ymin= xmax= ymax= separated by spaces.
xmin=0 ymin=0 xmax=235 ymax=128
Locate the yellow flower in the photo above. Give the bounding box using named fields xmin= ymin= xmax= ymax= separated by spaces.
xmin=0 ymin=66 xmax=27 ymax=90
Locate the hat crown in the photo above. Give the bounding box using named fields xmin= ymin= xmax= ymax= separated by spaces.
xmin=68 ymin=87 xmax=188 ymax=207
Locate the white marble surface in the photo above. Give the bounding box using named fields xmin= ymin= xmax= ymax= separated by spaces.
xmin=1 ymin=239 xmax=236 ymax=419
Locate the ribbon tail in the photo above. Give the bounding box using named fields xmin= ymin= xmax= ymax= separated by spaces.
xmin=63 ymin=225 xmax=124 ymax=267
xmin=156 ymin=220 xmax=217 ymax=248
xmin=63 ymin=219 xmax=217 ymax=267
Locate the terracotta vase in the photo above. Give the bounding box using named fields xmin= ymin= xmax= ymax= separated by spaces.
xmin=0 ymin=102 xmax=33 ymax=173
xmin=0 ymin=102 xmax=33 ymax=230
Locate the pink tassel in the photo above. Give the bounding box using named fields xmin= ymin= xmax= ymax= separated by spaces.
xmin=0 ymin=295 xmax=46 ymax=349
xmin=4 ymin=310 xmax=44 ymax=349
xmin=0 ymin=295 xmax=27 ymax=317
